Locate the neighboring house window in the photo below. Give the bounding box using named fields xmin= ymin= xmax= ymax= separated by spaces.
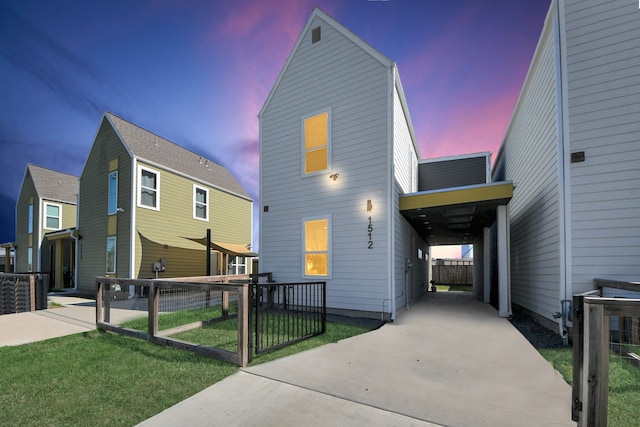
xmin=304 ymin=217 xmax=330 ymax=277
xmin=303 ymin=111 xmax=330 ymax=175
xmin=108 ymin=171 xmax=118 ymax=214
xmin=43 ymin=202 xmax=61 ymax=230
xmin=193 ymin=185 xmax=209 ymax=221
xmin=28 ymin=204 xmax=33 ymax=233
xmin=106 ymin=236 xmax=116 ymax=274
xmin=138 ymin=166 xmax=159 ymax=209
xmin=27 ymin=247 xmax=33 ymax=272
xmin=228 ymin=256 xmax=246 ymax=275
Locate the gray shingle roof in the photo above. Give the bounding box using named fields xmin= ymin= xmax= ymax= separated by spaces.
xmin=28 ymin=164 xmax=78 ymax=204
xmin=105 ymin=113 xmax=251 ymax=200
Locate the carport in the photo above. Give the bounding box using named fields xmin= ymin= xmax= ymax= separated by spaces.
xmin=399 ymin=181 xmax=514 ymax=316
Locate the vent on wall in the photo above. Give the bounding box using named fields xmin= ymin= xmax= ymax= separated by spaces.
xmin=312 ymin=26 xmax=321 ymax=44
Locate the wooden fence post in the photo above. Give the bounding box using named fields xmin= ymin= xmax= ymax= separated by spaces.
xmin=29 ymin=274 xmax=35 ymax=311
xmin=237 ymin=284 xmax=249 ymax=367
xmin=148 ymin=284 xmax=158 ymax=341
xmin=581 ymin=301 xmax=609 ymax=427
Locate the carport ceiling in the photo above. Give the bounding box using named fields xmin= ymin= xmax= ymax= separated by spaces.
xmin=399 ymin=182 xmax=514 ymax=246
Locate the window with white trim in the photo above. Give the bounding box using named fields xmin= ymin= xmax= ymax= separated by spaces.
xmin=303 ymin=111 xmax=330 ymax=175
xmin=43 ymin=202 xmax=61 ymax=230
xmin=138 ymin=166 xmax=159 ymax=209
xmin=193 ymin=185 xmax=208 ymax=221
xmin=108 ymin=171 xmax=118 ymax=214
xmin=303 ymin=216 xmax=330 ymax=277
xmin=106 ymin=236 xmax=116 ymax=274
xmin=228 ymin=256 xmax=246 ymax=275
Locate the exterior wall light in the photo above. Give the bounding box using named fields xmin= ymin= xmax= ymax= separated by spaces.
xmin=329 ymin=172 xmax=339 ymax=181
xmin=367 ymin=199 xmax=373 ymax=212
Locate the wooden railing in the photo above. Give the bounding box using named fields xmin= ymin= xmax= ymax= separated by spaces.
xmin=96 ymin=276 xmax=250 ymax=367
xmin=572 ymin=279 xmax=640 ymax=426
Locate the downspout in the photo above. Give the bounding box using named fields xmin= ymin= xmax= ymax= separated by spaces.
xmin=387 ymin=65 xmax=396 ymax=321
xmin=72 ymin=188 xmax=80 ymax=291
xmin=130 ymin=158 xmax=137 ymax=297
xmin=555 ymin=0 xmax=573 ymax=341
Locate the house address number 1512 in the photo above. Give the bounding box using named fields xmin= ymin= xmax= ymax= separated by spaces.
xmin=368 ymin=216 xmax=373 ymax=249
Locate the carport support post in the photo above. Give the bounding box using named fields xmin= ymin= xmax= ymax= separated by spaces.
xmin=483 ymin=227 xmax=491 ymax=303
xmin=497 ymin=205 xmax=511 ymax=317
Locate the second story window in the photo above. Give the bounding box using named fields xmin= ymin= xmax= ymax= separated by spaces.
xmin=43 ymin=202 xmax=61 ymax=230
xmin=28 ymin=203 xmax=33 ymax=233
xmin=303 ymin=111 xmax=330 ymax=175
xmin=193 ymin=185 xmax=208 ymax=221
xmin=108 ymin=171 xmax=118 ymax=214
xmin=138 ymin=166 xmax=159 ymax=210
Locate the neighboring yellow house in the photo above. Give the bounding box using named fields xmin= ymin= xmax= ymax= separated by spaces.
xmin=13 ymin=164 xmax=78 ymax=288
xmin=76 ymin=112 xmax=254 ymax=295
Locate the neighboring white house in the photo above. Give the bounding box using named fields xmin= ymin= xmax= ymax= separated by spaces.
xmin=494 ymin=0 xmax=640 ymax=335
xmin=259 ymin=8 xmax=514 ymax=320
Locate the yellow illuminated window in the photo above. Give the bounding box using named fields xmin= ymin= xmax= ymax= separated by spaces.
xmin=305 ymin=218 xmax=329 ymax=276
xmin=304 ymin=112 xmax=328 ymax=174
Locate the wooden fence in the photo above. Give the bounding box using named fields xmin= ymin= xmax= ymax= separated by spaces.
xmin=0 ymin=273 xmax=48 ymax=314
xmin=96 ymin=276 xmax=250 ymax=366
xmin=431 ymin=259 xmax=473 ymax=285
xmin=572 ymin=279 xmax=640 ymax=426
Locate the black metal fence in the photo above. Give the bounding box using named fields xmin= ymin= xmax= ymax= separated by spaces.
xmin=252 ymin=281 xmax=326 ymax=355
xmin=0 ymin=273 xmax=48 ymax=314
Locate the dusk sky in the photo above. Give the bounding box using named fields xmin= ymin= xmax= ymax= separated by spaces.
xmin=0 ymin=0 xmax=551 ymax=249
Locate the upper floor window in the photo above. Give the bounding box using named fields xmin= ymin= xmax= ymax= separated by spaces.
xmin=43 ymin=202 xmax=61 ymax=230
xmin=304 ymin=216 xmax=330 ymax=277
xmin=108 ymin=171 xmax=118 ymax=215
xmin=303 ymin=111 xmax=330 ymax=175
xmin=28 ymin=204 xmax=33 ymax=233
xmin=193 ymin=185 xmax=209 ymax=221
xmin=138 ymin=166 xmax=159 ymax=210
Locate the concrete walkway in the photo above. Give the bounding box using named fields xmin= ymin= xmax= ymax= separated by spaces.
xmin=138 ymin=292 xmax=576 ymax=427
xmin=0 ymin=295 xmax=145 ymax=347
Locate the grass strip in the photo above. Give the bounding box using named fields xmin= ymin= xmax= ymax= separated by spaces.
xmin=538 ymin=347 xmax=640 ymax=426
xmin=0 ymin=321 xmax=369 ymax=426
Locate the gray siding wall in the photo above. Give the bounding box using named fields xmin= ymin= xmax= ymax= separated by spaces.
xmin=564 ymin=0 xmax=640 ymax=291
xmin=499 ymin=10 xmax=562 ymax=321
xmin=77 ymin=120 xmax=132 ymax=291
xmin=260 ymin=16 xmax=391 ymax=314
xmin=419 ymin=156 xmax=488 ymax=191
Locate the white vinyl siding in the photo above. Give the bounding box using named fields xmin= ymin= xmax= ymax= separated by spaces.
xmin=563 ymin=0 xmax=640 ymax=292
xmin=393 ymin=86 xmax=418 ymax=194
xmin=259 ymin=15 xmax=391 ymax=314
xmin=499 ymin=12 xmax=561 ymax=321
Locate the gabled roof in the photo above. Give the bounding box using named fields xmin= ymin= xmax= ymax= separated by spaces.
xmin=26 ymin=164 xmax=78 ymax=205
xmin=104 ymin=113 xmax=251 ymax=200
xmin=259 ymin=7 xmax=394 ymax=118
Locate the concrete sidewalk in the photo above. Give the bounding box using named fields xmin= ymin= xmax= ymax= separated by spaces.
xmin=138 ymin=292 xmax=576 ymax=427
xmin=0 ymin=295 xmax=146 ymax=347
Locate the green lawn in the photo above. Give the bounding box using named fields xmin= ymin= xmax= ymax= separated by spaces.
xmin=539 ymin=347 xmax=640 ymax=426
xmin=0 ymin=321 xmax=369 ymax=427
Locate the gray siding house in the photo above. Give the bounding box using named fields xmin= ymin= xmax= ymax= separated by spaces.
xmin=258 ymin=8 xmax=515 ymax=319
xmin=494 ymin=0 xmax=640 ymax=334
xmin=259 ymin=8 xmax=427 ymax=320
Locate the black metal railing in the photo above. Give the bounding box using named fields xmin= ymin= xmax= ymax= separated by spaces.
xmin=252 ymin=281 xmax=326 ymax=355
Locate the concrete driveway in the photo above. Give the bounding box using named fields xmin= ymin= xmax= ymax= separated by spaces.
xmin=138 ymin=292 xmax=575 ymax=427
